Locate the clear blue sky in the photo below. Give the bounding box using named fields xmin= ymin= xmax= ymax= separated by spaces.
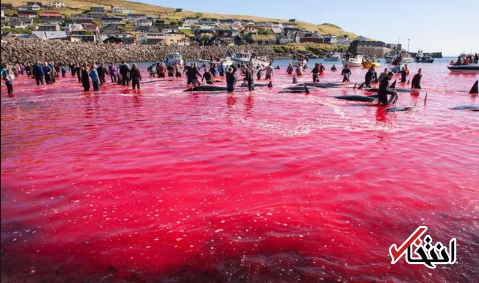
xmin=138 ymin=0 xmax=478 ymax=56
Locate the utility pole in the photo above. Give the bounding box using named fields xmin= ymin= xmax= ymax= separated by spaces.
xmin=408 ymin=39 xmax=410 ymax=53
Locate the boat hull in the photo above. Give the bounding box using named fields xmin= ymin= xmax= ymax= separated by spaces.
xmin=324 ymin=57 xmax=340 ymax=61
xmin=342 ymin=60 xmax=362 ymax=67
xmin=447 ymin=65 xmax=479 ymax=73
xmin=290 ymin=60 xmax=308 ymax=67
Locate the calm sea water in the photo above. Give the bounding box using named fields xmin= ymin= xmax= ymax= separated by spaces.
xmin=1 ymin=60 xmax=478 ymax=282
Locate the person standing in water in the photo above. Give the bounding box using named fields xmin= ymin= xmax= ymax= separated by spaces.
xmin=341 ymin=65 xmax=352 ymax=82
xmin=311 ymin=63 xmax=320 ymax=83
xmin=245 ymin=65 xmax=255 ymax=91
xmin=400 ymin=67 xmax=407 ymax=83
xmin=33 ymin=62 xmax=45 ymax=85
xmin=97 ymin=63 xmax=108 ymax=85
xmin=43 ymin=62 xmax=53 ymax=84
xmin=377 ymin=68 xmax=389 ymax=82
xmin=4 ymin=68 xmax=15 ymax=95
xmin=188 ymin=63 xmax=202 ymax=87
xmin=81 ymin=63 xmax=91 ymax=91
xmin=377 ymin=72 xmax=396 ymax=105
xmin=286 ymin=63 xmax=294 ymax=75
xmin=411 ymin=68 xmax=422 ymax=89
xmin=90 ymin=64 xmax=100 ymax=91
xmin=264 ymin=64 xmax=274 ymax=80
xmin=109 ymin=63 xmax=118 ymax=83
xmin=226 ymin=66 xmax=237 ymax=92
xmin=296 ymin=63 xmax=303 ymax=76
xmin=130 ymin=63 xmax=142 ymax=90
xmin=119 ymin=61 xmax=131 ymax=86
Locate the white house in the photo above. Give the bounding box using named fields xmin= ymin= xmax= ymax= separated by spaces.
xmin=65 ymin=23 xmax=83 ymax=35
xmin=46 ymin=2 xmax=66 ymax=8
xmin=135 ymin=19 xmax=152 ymax=27
xmin=182 ymin=17 xmax=198 ymax=28
xmin=111 ymin=5 xmax=132 ymax=14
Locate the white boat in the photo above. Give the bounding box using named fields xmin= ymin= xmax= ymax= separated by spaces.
xmin=166 ymin=53 xmax=183 ymax=66
xmin=324 ymin=52 xmax=341 ymax=61
xmin=415 ymin=50 xmax=434 ymax=63
xmin=447 ymin=64 xmax=479 ymax=73
xmin=342 ymin=54 xmax=364 ymax=67
xmin=231 ymin=51 xmax=252 ymax=63
xmin=385 ymin=50 xmax=413 ymax=64
xmin=231 ymin=51 xmax=270 ymax=66
xmin=290 ymin=59 xmax=308 ymax=67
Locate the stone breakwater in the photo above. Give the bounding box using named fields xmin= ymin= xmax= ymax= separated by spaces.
xmin=1 ymin=38 xmax=283 ymax=64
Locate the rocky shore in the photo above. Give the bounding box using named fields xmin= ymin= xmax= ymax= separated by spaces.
xmin=1 ymin=37 xmax=331 ymax=64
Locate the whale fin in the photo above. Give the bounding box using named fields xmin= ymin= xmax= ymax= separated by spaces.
xmin=353 ymin=82 xmax=357 ymax=89
xmin=293 ymin=76 xmax=298 ymax=84
xmin=304 ymin=85 xmax=310 ymax=94
xmin=470 ymin=80 xmax=478 ymax=94
xmin=407 ymin=79 xmax=410 ymax=85
xmin=390 ymin=80 xmax=397 ymax=89
xmin=424 ymin=92 xmax=428 ymax=102
xmin=268 ymin=81 xmax=273 ymax=88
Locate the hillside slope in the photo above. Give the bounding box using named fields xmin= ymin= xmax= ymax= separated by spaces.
xmin=8 ymin=0 xmax=359 ymax=38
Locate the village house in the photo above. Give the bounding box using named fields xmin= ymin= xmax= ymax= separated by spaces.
xmin=1 ymin=10 xmax=5 ymax=20
xmin=9 ymin=17 xmax=33 ymax=28
xmin=71 ymin=15 xmax=94 ymax=24
xmin=101 ymin=17 xmax=124 ymax=26
xmin=64 ymin=23 xmax=83 ymax=35
xmin=26 ymin=2 xmax=43 ymax=8
xmin=247 ymin=34 xmax=277 ymax=45
xmin=18 ymin=10 xmax=38 ymax=18
xmin=137 ymin=31 xmax=164 ymax=45
xmin=128 ymin=14 xmax=147 ymax=21
xmin=43 ymin=17 xmax=64 ymax=25
xmin=280 ymin=27 xmax=300 ymax=44
xmin=135 ymin=26 xmax=158 ymax=33
xmin=164 ymin=31 xmax=188 ymax=46
xmin=32 ymin=30 xmax=68 ymax=40
xmin=111 ymin=5 xmax=132 ymax=14
xmin=299 ymin=31 xmax=323 ymax=43
xmin=99 ymin=29 xmax=133 ymax=42
xmin=18 ymin=4 xmax=42 ymax=12
xmin=208 ymin=29 xmax=234 ymax=46
xmin=182 ymin=17 xmax=198 ymax=28
xmin=36 ymin=24 xmax=60 ymax=32
xmin=39 ymin=10 xmax=62 ymax=18
xmin=135 ymin=19 xmax=152 ymax=27
xmin=1 ymin=3 xmax=14 ymax=10
xmin=198 ymin=18 xmax=219 ymax=26
xmin=240 ymin=19 xmax=255 ymax=26
xmin=46 ymin=2 xmax=66 ymax=8
xmin=69 ymin=30 xmax=97 ymax=42
xmin=322 ymin=34 xmax=338 ymax=44
xmin=356 ymin=41 xmax=388 ymax=57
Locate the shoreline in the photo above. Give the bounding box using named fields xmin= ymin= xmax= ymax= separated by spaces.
xmin=1 ymin=38 xmax=336 ymax=64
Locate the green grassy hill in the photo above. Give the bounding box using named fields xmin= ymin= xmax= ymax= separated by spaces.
xmin=7 ymin=0 xmax=359 ymax=38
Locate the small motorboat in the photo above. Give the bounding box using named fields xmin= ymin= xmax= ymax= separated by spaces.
xmin=415 ymin=50 xmax=434 ymax=63
xmin=324 ymin=52 xmax=342 ymax=61
xmin=386 ymin=50 xmax=413 ymax=64
xmin=231 ymin=51 xmax=270 ymax=66
xmin=447 ymin=64 xmax=479 ymax=73
xmin=362 ymin=61 xmax=381 ymax=68
xmin=290 ymin=58 xmax=308 ymax=67
xmin=342 ymin=54 xmax=364 ymax=67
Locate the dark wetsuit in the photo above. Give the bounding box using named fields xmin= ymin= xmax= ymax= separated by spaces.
xmin=364 ymin=71 xmax=374 ymax=88
xmin=378 ymin=77 xmax=394 ymax=105
xmin=188 ymin=67 xmax=202 ymax=86
xmin=411 ymin=74 xmax=422 ymax=89
xmin=202 ymin=72 xmax=214 ymax=84
xmin=81 ymin=69 xmax=90 ymax=91
xmin=341 ymin=68 xmax=352 ymax=82
xmin=119 ymin=64 xmax=131 ymax=86
xmin=97 ymin=66 xmax=107 ymax=85
xmin=245 ymin=68 xmax=255 ymax=91
xmin=400 ymin=69 xmax=407 ymax=83
xmin=312 ymin=67 xmax=320 ymax=82
xmin=130 ymin=68 xmax=142 ymax=90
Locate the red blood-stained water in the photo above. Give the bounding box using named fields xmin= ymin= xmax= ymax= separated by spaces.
xmin=1 ymin=61 xmax=478 ymax=283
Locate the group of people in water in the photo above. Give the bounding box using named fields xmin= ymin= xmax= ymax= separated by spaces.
xmin=2 ymin=56 xmax=422 ymax=106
